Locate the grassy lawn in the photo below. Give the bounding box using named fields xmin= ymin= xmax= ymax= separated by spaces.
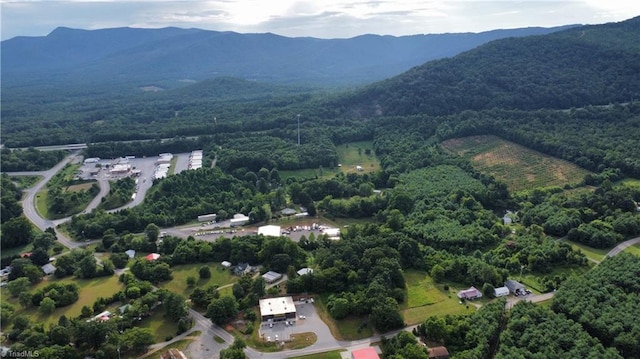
xmin=10 ymin=175 xmax=43 ymax=192
xmin=159 ymin=263 xmax=238 ymax=297
xmin=288 ymin=349 xmax=346 ymax=359
xmin=3 ymin=275 xmax=123 ymax=327
xmin=519 ymin=265 xmax=591 ymax=293
xmin=441 ymin=135 xmax=591 ymax=193
xmin=624 ymin=243 xmax=640 ymax=256
xmin=138 ymin=309 xmax=180 ymax=342
xmin=35 ymin=189 xmax=50 ymax=218
xmin=315 ymin=294 xmax=373 ymax=341
xmin=137 ymin=332 xmax=199 ymax=359
xmin=283 ymin=332 xmax=317 ymax=350
xmin=400 ymin=271 xmax=476 ymax=325
xmin=280 ymin=140 xmax=381 ymax=181
xmin=1 ymin=242 xmax=34 ymax=258
xmin=561 ymin=239 xmax=610 ymax=263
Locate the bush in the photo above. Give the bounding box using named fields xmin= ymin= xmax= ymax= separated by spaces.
xmin=199 ymin=266 xmax=211 ymax=279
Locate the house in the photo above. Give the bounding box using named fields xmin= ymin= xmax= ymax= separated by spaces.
xmin=505 ymin=279 xmax=527 ymax=296
xmin=145 ymin=253 xmax=160 ymax=261
xmin=233 ymin=263 xmax=250 ymax=276
xmin=41 ymin=263 xmax=56 ymax=275
xmin=258 ymin=225 xmax=281 ymax=237
xmin=262 ymin=271 xmax=283 ymax=284
xmin=351 ymin=347 xmax=380 ymax=359
xmin=428 ymin=346 xmax=450 ymax=359
xmin=494 ymin=286 xmax=510 ymax=297
xmin=457 ymin=286 xmax=483 ymax=300
xmin=259 ymin=296 xmax=297 ymax=322
xmin=297 ymin=268 xmax=314 ymax=276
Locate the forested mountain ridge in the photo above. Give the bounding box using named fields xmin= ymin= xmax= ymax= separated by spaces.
xmin=1 ymin=24 xmax=575 ymax=88
xmin=337 ymin=16 xmax=640 ymax=118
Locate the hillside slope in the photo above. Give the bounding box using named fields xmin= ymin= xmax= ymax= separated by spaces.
xmin=337 ymin=16 xmax=640 ymax=117
xmin=1 ymin=25 xmax=575 ymax=88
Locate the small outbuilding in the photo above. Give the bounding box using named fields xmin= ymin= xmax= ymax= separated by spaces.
xmin=428 ymin=346 xmax=450 ymax=359
xmin=125 ymin=249 xmax=136 ymax=259
xmin=145 ymin=253 xmax=161 ymax=261
xmin=262 ymin=271 xmax=283 ymax=284
xmin=41 ymin=263 xmax=56 ymax=275
xmin=221 ymin=261 xmax=232 ymax=268
xmin=494 ymin=286 xmax=509 ymax=297
xmin=230 ymin=213 xmax=249 ymax=227
xmin=281 ymin=208 xmax=297 ymax=216
xmin=297 ymin=268 xmax=314 ymax=276
xmin=505 ymin=279 xmax=527 ymax=296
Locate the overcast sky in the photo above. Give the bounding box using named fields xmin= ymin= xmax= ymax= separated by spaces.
xmin=2 ymin=0 xmax=639 ymax=41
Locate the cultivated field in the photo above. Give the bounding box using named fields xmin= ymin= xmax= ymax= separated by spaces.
xmin=441 ymin=135 xmax=591 ymax=193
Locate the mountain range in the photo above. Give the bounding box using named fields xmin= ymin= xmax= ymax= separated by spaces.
xmin=1 ymin=25 xmax=576 ymax=88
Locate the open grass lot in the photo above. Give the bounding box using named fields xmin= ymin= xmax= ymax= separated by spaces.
xmin=441 ymin=135 xmax=591 ymax=193
xmin=138 ymin=309 xmax=180 ymax=342
xmin=288 ymin=349 xmax=345 ymax=359
xmin=35 ymin=189 xmax=50 ymax=218
xmin=280 ymin=140 xmax=380 ymax=180
xmin=316 ymin=294 xmax=373 ymax=341
xmin=520 ymin=265 xmax=591 ymax=293
xmin=138 ymin=332 xmax=199 ymax=359
xmin=400 ymin=270 xmax=475 ymax=325
xmin=561 ymin=239 xmax=609 ymax=263
xmin=9 ymin=175 xmax=42 ymax=192
xmin=159 ymin=263 xmax=238 ymax=296
xmin=65 ymin=181 xmax=96 ymax=192
xmin=624 ymin=243 xmax=640 ymax=256
xmin=2 ymin=275 xmax=123 ymax=327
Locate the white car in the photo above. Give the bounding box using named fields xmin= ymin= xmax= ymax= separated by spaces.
xmin=298 ymin=315 xmax=306 ymax=319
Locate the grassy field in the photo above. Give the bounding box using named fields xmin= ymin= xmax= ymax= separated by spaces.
xmin=159 ymin=263 xmax=238 ymax=297
xmin=10 ymin=175 xmax=42 ymax=192
xmin=400 ymin=270 xmax=476 ymax=325
xmin=288 ymin=350 xmax=345 ymax=359
xmin=315 ymin=294 xmax=374 ymax=341
xmin=441 ymin=135 xmax=591 ymax=193
xmin=520 ymin=265 xmax=592 ymax=293
xmin=561 ymin=239 xmax=610 ymax=263
xmin=624 ymin=243 xmax=640 ymax=256
xmin=35 ymin=189 xmax=50 ymax=218
xmin=138 ymin=331 xmax=200 ymax=359
xmin=138 ymin=310 xmax=180 ymax=342
xmin=280 ymin=140 xmax=380 ymax=180
xmin=2 ymin=275 xmax=123 ymax=327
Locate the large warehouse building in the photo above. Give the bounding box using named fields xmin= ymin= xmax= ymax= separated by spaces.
xmin=259 ymin=296 xmax=296 ymax=322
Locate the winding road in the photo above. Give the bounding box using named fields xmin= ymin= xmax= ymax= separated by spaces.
xmin=5 ymin=154 xmax=640 ymax=359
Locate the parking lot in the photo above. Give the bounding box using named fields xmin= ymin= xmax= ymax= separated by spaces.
xmin=258 ymin=299 xmax=336 ymax=347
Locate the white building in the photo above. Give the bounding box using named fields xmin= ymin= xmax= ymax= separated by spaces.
xmin=258 ymin=225 xmax=281 ymax=237
xmin=259 ymin=296 xmax=296 ymax=322
xmin=494 ymin=286 xmax=509 ymax=297
xmin=230 ymin=214 xmax=249 ymax=227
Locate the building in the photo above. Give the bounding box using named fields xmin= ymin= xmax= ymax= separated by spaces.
xmin=505 ymin=280 xmax=527 ymax=296
xmin=221 ymin=261 xmax=232 ymax=268
xmin=110 ymin=163 xmax=131 ymax=175
xmin=83 ymin=157 xmax=100 ymax=164
xmin=351 ymin=347 xmax=380 ymax=359
xmin=197 ymin=213 xmax=217 ymax=222
xmin=234 ymin=263 xmax=251 ymax=276
xmin=494 ymin=286 xmax=509 ymax=297
xmin=230 ymin=213 xmax=249 ymax=227
xmin=281 ymin=208 xmax=297 ymax=216
xmin=457 ymin=286 xmax=483 ymax=300
xmin=258 ymin=225 xmax=281 ymax=237
xmin=297 ymin=268 xmax=314 ymax=276
xmin=259 ymin=296 xmax=297 ymax=322
xmin=428 ymin=346 xmax=450 ymax=359
xmin=41 ymin=263 xmax=56 ymax=275
xmin=322 ymin=227 xmax=340 ymax=240
xmin=125 ymin=249 xmax=136 ymax=259
xmin=262 ymin=271 xmax=282 ymax=284
xmin=145 ymin=253 xmax=161 ymax=261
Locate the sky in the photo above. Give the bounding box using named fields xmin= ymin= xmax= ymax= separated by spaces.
xmin=2 ymin=0 xmax=639 ymax=41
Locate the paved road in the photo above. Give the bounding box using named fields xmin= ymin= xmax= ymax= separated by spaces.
xmin=606 ymin=236 xmax=640 ymax=257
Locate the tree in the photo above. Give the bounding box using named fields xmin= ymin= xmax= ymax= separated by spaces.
xmin=145 ymin=223 xmax=160 ymax=242
xmin=22 ymin=264 xmax=44 ymax=283
xmin=220 ymin=338 xmax=247 ymax=359
xmin=119 ymin=327 xmax=155 ymax=352
xmin=1 ymin=216 xmax=33 ymax=248
xmin=206 ymin=296 xmax=238 ymax=325
xmin=39 ymin=297 xmax=56 ymax=315
xmin=165 ymin=293 xmax=188 ymax=321
xmin=33 ymin=232 xmax=55 ymax=250
xmin=370 ymin=297 xmax=404 ymax=332
xmin=187 ymin=276 xmax=196 ymax=287
xmin=1 ymin=303 xmax=15 ymax=327
xmin=30 ymin=247 xmax=50 ymax=266
xmin=482 ymin=283 xmax=496 ymax=298
xmin=199 ymin=265 xmax=211 ymax=279
xmin=7 ymin=277 xmax=30 ymax=297
xmin=75 ymin=255 xmax=98 ymax=278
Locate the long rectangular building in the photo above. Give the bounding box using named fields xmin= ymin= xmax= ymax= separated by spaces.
xmin=259 ymin=296 xmax=296 ymax=322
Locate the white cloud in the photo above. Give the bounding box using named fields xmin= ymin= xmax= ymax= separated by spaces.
xmin=1 ymin=0 xmax=639 ymax=40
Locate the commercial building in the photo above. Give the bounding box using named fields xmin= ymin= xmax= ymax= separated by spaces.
xmin=259 ymin=296 xmax=297 ymax=322
xmin=258 ymin=225 xmax=281 ymax=237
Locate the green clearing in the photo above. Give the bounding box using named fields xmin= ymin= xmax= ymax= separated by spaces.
xmin=280 ymin=140 xmax=380 ymax=180
xmin=138 ymin=309 xmax=180 ymax=342
xmin=315 ymin=294 xmax=373 ymax=341
xmin=1 ymin=242 xmax=35 ymax=259
xmin=3 ymin=275 xmax=123 ymax=326
xmin=624 ymin=243 xmax=640 ymax=256
xmin=400 ymin=270 xmax=476 ymax=325
xmin=519 ymin=265 xmax=592 ymax=293
xmin=139 ymin=335 xmax=197 ymax=359
xmin=288 ymin=349 xmax=345 ymax=359
xmin=159 ymin=263 xmax=238 ymax=296
xmin=35 ymin=189 xmax=50 ymax=218
xmin=441 ymin=135 xmax=591 ymax=193
xmin=561 ymin=239 xmax=609 ymax=263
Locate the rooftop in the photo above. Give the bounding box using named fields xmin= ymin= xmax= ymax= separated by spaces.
xmin=259 ymin=296 xmax=296 ymax=317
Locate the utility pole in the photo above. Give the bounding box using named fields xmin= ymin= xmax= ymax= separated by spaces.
xmin=297 ymin=114 xmax=301 ymax=146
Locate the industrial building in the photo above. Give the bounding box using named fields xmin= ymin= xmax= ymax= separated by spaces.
xmin=259 ymin=296 xmax=297 ymax=322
